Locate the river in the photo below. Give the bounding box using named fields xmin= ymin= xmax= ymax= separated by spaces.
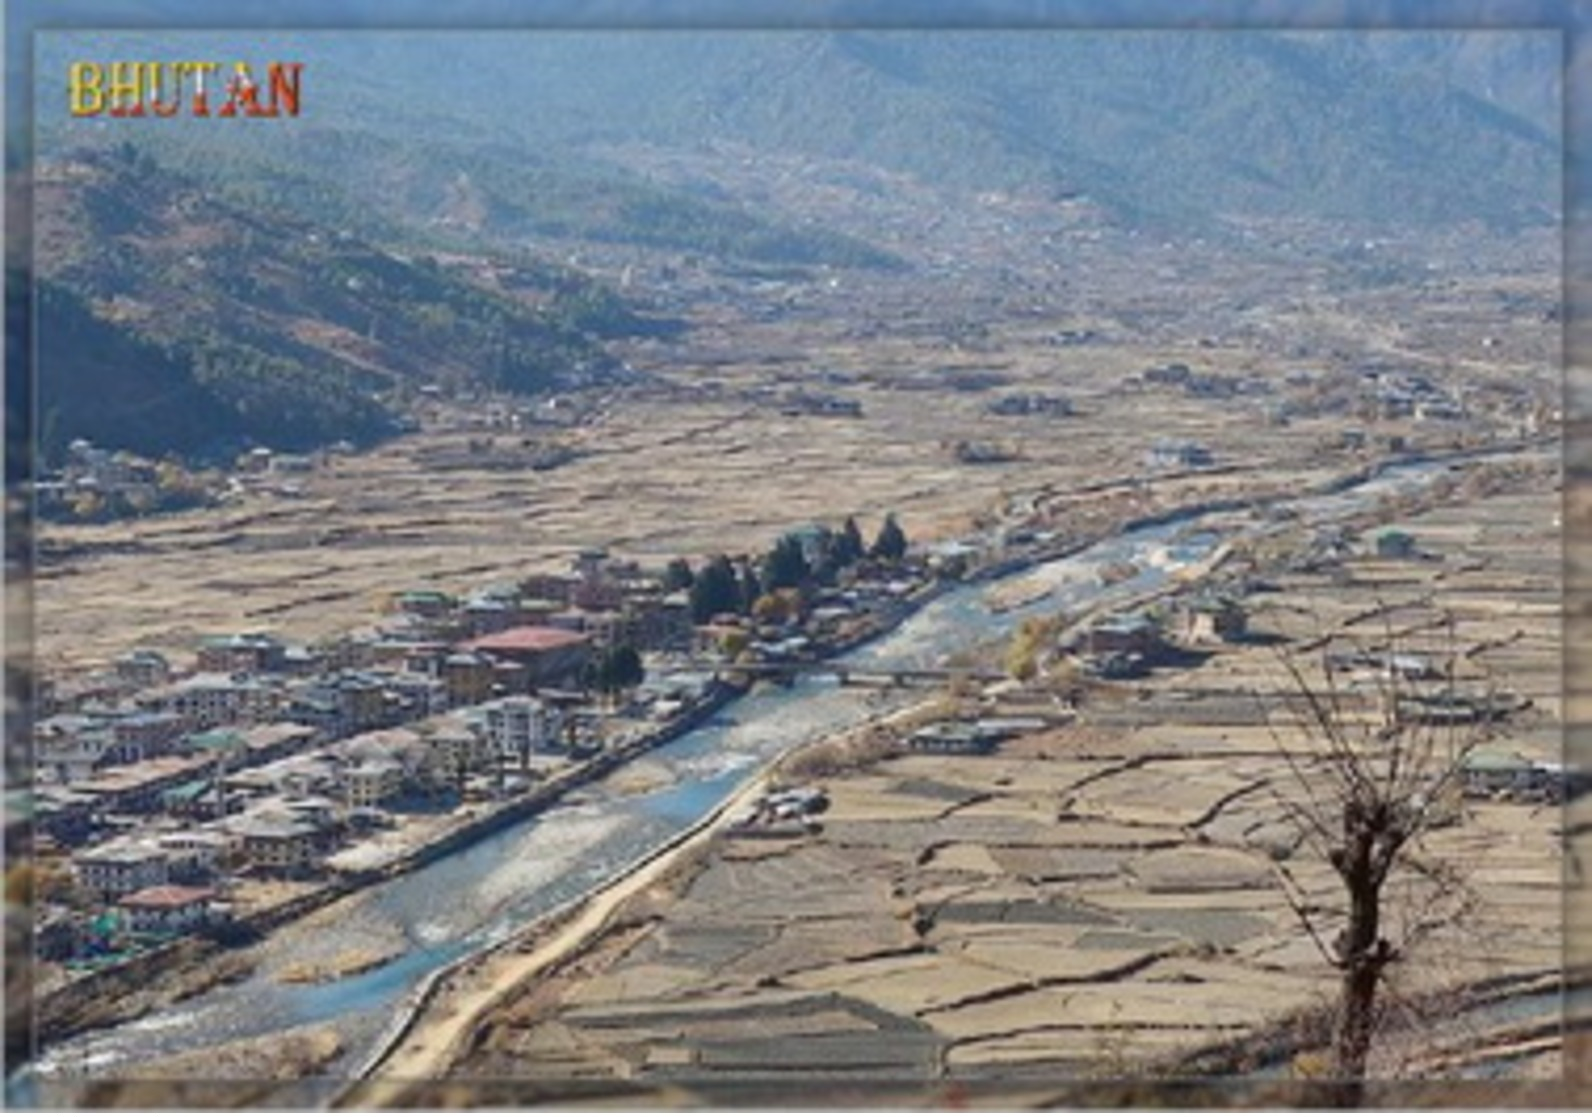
xmin=21 ymin=448 xmax=1539 ymax=1090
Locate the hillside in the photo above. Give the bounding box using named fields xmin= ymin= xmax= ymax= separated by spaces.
xmin=40 ymin=28 xmax=1559 ymax=234
xmin=32 ymin=146 xmax=658 ymax=462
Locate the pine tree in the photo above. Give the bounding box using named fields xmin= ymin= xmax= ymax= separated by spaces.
xmin=871 ymin=514 xmax=908 ymax=563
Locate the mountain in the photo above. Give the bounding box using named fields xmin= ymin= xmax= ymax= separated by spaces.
xmin=36 ymin=28 xmax=1559 ymax=234
xmin=22 ymin=27 xmax=1562 ymax=464
xmin=32 ymin=146 xmax=656 ymax=462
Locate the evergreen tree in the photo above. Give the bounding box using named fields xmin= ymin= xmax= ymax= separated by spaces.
xmin=871 ymin=514 xmax=908 ymax=562
xmin=836 ymin=516 xmax=866 ymax=567
xmin=762 ymin=533 xmax=811 ymax=591
xmin=689 ymin=555 xmax=739 ymax=623
xmin=662 ymin=557 xmax=695 ymax=592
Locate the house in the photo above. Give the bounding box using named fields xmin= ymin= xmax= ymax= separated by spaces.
xmin=37 ymin=716 xmax=119 ymax=783
xmin=196 ymin=633 xmax=288 ymax=675
xmin=1174 ymin=595 xmax=1247 ymax=645
xmin=987 ymin=393 xmax=1072 ymax=417
xmin=238 ymin=722 xmax=321 ymax=765
xmin=463 ymin=626 xmax=592 ymax=690
xmin=1461 ymin=748 xmax=1553 ymax=800
xmin=156 ymin=831 xmax=228 ymax=882
xmin=37 ymin=907 xmax=85 ymax=962
xmin=279 ymin=646 xmax=327 ymax=677
xmin=462 ymin=594 xmax=518 ymax=637
xmin=142 ymin=672 xmax=285 ymax=729
xmin=907 ymin=721 xmax=1002 ymax=755
xmin=440 ymin=651 xmax=500 ymax=707
xmin=1415 ymin=398 xmax=1465 ymax=422
xmin=284 ymin=672 xmax=396 ymax=738
xmin=477 ymin=696 xmax=564 ymax=766
xmin=371 ymin=670 xmax=449 ymax=720
xmin=1081 ymin=612 xmax=1165 ymax=659
xmin=1374 ymin=529 xmax=1418 ymax=559
xmin=1145 ymin=439 xmax=1213 ymax=470
xmin=71 ymin=755 xmax=214 ymax=816
xmin=111 ymin=710 xmax=187 ymax=760
xmin=117 ymin=884 xmax=216 ymax=936
xmin=341 ymin=757 xmax=406 ymax=810
xmin=114 ymin=649 xmax=172 ymax=689
xmin=33 ymin=787 xmax=98 ymax=847
xmin=226 ymin=812 xmax=326 ymax=876
xmin=74 ymin=838 xmax=169 ymax=901
xmin=519 ymin=573 xmax=575 ymax=608
xmin=621 ymin=593 xmax=695 ymax=653
xmin=420 ymin=722 xmax=495 ymax=786
xmin=391 ymin=589 xmax=456 ymax=620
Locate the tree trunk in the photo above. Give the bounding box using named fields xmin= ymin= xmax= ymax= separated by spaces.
xmin=1329 ymin=830 xmax=1385 ymax=1108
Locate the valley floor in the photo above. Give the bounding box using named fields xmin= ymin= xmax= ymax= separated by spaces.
xmin=348 ymin=467 xmax=1576 ymax=1107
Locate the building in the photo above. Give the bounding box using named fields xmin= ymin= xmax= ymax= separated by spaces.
xmin=420 ymin=722 xmax=495 ymax=787
xmin=1461 ymin=748 xmax=1557 ymax=800
xmin=226 ymin=812 xmax=326 ymax=876
xmin=478 ymin=696 xmax=564 ymax=765
xmin=111 ymin=710 xmax=187 ymax=760
xmin=1082 ymin=612 xmax=1165 ymax=659
xmin=1374 ymin=529 xmax=1418 ymax=559
xmin=116 ymin=885 xmax=216 ymax=936
xmin=142 ymin=672 xmax=284 ymax=730
xmin=37 ymin=716 xmax=118 ymax=783
xmin=33 ymin=787 xmax=97 ymax=847
xmin=391 ymin=589 xmax=456 ymax=620
xmin=440 ymin=651 xmax=499 ymax=707
xmin=196 ymin=633 xmax=288 ymax=675
xmin=341 ymin=757 xmax=406 ymax=810
xmin=463 ymin=626 xmax=591 ymax=690
xmin=71 ymin=755 xmax=214 ymax=816
xmin=908 ymin=721 xmax=1002 ymax=755
xmin=1145 ymin=439 xmax=1214 ymax=470
xmin=374 ymin=670 xmax=450 ymax=720
xmin=284 ymin=672 xmax=397 ymax=738
xmin=114 ymin=649 xmax=172 ymax=689
xmin=461 ymin=594 xmax=518 ymax=637
xmin=156 ymin=831 xmax=228 ymax=882
xmin=74 ymin=839 xmax=169 ymax=901
xmin=1174 ymin=595 xmax=1248 ymax=645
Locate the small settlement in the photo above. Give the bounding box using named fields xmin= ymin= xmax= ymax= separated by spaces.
xmin=29 ymin=536 xmax=941 ymax=975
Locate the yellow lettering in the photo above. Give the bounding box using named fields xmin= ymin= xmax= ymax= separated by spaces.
xmin=68 ymin=62 xmax=104 ymax=116
xmin=107 ymin=61 xmax=144 ymax=116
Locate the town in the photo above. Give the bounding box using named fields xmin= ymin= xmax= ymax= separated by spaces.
xmin=27 ymin=499 xmax=956 ymax=978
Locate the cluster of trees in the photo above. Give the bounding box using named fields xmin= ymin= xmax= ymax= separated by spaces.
xmin=673 ymin=514 xmax=911 ymax=626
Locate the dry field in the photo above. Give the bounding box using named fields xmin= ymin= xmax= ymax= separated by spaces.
xmin=33 ymin=250 xmax=1555 ymax=680
xmin=431 ymin=473 xmax=1566 ymax=1091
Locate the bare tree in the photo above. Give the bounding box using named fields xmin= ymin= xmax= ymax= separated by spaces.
xmin=1264 ymin=608 xmax=1507 ymax=1106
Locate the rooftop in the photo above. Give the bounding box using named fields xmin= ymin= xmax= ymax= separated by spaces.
xmin=465 ymin=626 xmax=591 ymax=655
xmin=118 ymin=884 xmax=216 ymax=909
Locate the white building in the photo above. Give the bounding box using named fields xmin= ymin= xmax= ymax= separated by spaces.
xmin=479 ymin=696 xmax=563 ymax=765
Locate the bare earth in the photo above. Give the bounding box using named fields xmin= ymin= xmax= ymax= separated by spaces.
xmin=351 ymin=472 xmax=1572 ymax=1107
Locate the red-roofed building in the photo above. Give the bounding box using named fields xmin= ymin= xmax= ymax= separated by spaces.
xmin=462 ymin=626 xmax=592 ymax=691
xmin=116 ymin=884 xmax=216 ymax=935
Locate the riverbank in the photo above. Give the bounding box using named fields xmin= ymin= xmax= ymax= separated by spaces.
xmin=33 ymin=677 xmax=748 ymax=1049
xmin=377 ymin=463 xmax=1565 ymax=1104
xmin=30 ymin=443 xmax=1558 ymax=1099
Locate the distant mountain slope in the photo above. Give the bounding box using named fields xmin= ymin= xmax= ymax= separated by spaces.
xmin=36 ymin=28 xmax=1558 ymax=234
xmin=33 ymin=146 xmax=649 ymax=462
